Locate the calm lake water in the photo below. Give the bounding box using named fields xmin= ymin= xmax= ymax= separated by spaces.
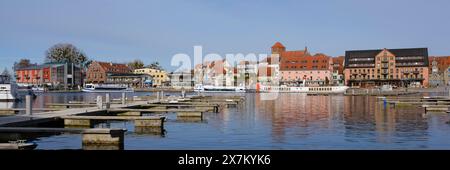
xmin=3 ymin=92 xmax=450 ymax=150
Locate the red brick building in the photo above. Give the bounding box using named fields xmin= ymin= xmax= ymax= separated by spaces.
xmin=15 ymin=63 xmax=83 ymax=89
xmin=332 ymin=56 xmax=345 ymax=74
xmin=86 ymin=61 xmax=131 ymax=83
xmin=332 ymin=56 xmax=345 ymax=85
xmin=272 ymin=42 xmax=332 ymax=86
xmin=428 ymin=56 xmax=450 ymax=73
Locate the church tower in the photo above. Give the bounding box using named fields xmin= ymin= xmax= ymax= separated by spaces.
xmin=271 ymin=42 xmax=286 ymax=54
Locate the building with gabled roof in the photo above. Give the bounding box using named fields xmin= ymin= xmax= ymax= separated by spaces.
xmin=86 ymin=61 xmax=131 ymax=84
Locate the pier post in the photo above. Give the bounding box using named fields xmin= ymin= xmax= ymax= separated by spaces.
xmin=161 ymin=91 xmax=164 ymax=100
xmin=97 ymin=96 xmax=103 ymax=109
xmin=121 ymin=92 xmax=126 ymax=105
xmin=25 ymin=95 xmax=32 ymax=116
xmin=156 ymin=91 xmax=160 ymax=101
xmin=105 ymin=93 xmax=111 ymax=109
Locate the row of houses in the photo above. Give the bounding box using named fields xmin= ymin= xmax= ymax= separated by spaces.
xmin=192 ymin=42 xmax=450 ymax=88
xmin=192 ymin=42 xmax=344 ymax=88
xmin=14 ymin=61 xmax=170 ymax=90
xmin=13 ymin=42 xmax=450 ymax=90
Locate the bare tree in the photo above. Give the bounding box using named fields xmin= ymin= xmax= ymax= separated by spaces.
xmin=15 ymin=59 xmax=32 ymax=68
xmin=147 ymin=61 xmax=163 ymax=70
xmin=45 ymin=43 xmax=88 ymax=65
xmin=1 ymin=68 xmax=10 ymax=76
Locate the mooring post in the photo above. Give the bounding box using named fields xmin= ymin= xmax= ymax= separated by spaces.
xmin=25 ymin=95 xmax=32 ymax=116
xmin=97 ymin=96 xmax=103 ymax=109
xmin=105 ymin=93 xmax=111 ymax=109
xmin=121 ymin=92 xmax=126 ymax=105
xmin=156 ymin=91 xmax=160 ymax=101
xmin=161 ymin=91 xmax=164 ymax=100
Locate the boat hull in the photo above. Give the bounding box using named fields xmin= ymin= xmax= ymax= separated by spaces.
xmin=258 ymin=86 xmax=349 ymax=94
xmin=81 ymin=89 xmax=134 ymax=93
xmin=194 ymin=85 xmax=246 ymax=93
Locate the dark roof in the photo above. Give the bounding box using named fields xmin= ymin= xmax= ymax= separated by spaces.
xmin=15 ymin=65 xmax=43 ymax=70
xmin=108 ymin=73 xmax=150 ymax=77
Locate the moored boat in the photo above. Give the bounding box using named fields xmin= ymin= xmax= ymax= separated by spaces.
xmin=194 ymin=84 xmax=246 ymax=93
xmin=0 ymin=75 xmax=16 ymax=102
xmin=82 ymin=83 xmax=134 ymax=93
xmin=256 ymin=83 xmax=349 ymax=94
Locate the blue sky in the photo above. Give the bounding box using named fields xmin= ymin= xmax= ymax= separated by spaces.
xmin=1 ymin=0 xmax=449 ymax=72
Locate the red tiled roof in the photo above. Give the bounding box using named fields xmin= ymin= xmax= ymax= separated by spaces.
xmin=279 ymin=50 xmax=331 ymax=71
xmin=281 ymin=50 xmax=307 ymax=58
xmin=429 ymin=56 xmax=450 ymax=72
xmin=96 ymin=61 xmax=131 ymax=73
xmin=271 ymin=42 xmax=285 ymax=48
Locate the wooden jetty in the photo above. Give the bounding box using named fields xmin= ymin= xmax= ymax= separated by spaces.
xmin=61 ymin=115 xmax=165 ymax=128
xmin=0 ymin=127 xmax=127 ymax=149
xmin=345 ymin=88 xmax=419 ymax=96
xmin=143 ymin=103 xmax=219 ymax=112
xmin=46 ymin=103 xmax=98 ymax=108
xmin=0 ymin=93 xmax=245 ymax=149
xmin=107 ymin=108 xmax=207 ymax=117
xmin=379 ymin=96 xmax=450 ymax=113
xmin=0 ymin=108 xmax=62 ymax=116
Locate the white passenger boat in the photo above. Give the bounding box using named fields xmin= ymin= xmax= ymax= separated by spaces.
xmin=0 ymin=75 xmax=16 ymax=102
xmin=82 ymin=84 xmax=134 ymax=93
xmin=256 ymin=84 xmax=349 ymax=94
xmin=194 ymin=84 xmax=246 ymax=93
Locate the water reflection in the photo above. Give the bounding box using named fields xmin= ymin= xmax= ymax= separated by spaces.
xmin=2 ymin=92 xmax=449 ymax=149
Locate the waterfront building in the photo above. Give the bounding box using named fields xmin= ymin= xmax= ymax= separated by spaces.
xmin=444 ymin=66 xmax=450 ymax=86
xmin=272 ymin=42 xmax=333 ymax=86
xmin=237 ymin=61 xmax=258 ymax=88
xmin=134 ymin=68 xmax=168 ymax=87
xmin=14 ymin=62 xmax=83 ymax=90
xmin=193 ymin=59 xmax=236 ymax=87
xmin=332 ymin=56 xmax=345 ymax=85
xmin=168 ymin=71 xmax=194 ymax=89
xmin=86 ymin=61 xmax=131 ymax=84
xmin=344 ymin=48 xmax=429 ymax=88
xmin=428 ymin=56 xmax=450 ymax=74
xmin=107 ymin=73 xmax=152 ymax=88
xmin=428 ymin=58 xmax=444 ymax=87
xmin=257 ymin=55 xmax=280 ymax=86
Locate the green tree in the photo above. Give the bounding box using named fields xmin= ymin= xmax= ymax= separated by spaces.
xmin=45 ymin=43 xmax=88 ymax=65
xmin=128 ymin=59 xmax=145 ymax=70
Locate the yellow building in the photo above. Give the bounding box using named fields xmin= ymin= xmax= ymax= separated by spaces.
xmin=134 ymin=68 xmax=168 ymax=87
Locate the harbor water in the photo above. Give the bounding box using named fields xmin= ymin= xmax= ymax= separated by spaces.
xmin=2 ymin=92 xmax=450 ymax=150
